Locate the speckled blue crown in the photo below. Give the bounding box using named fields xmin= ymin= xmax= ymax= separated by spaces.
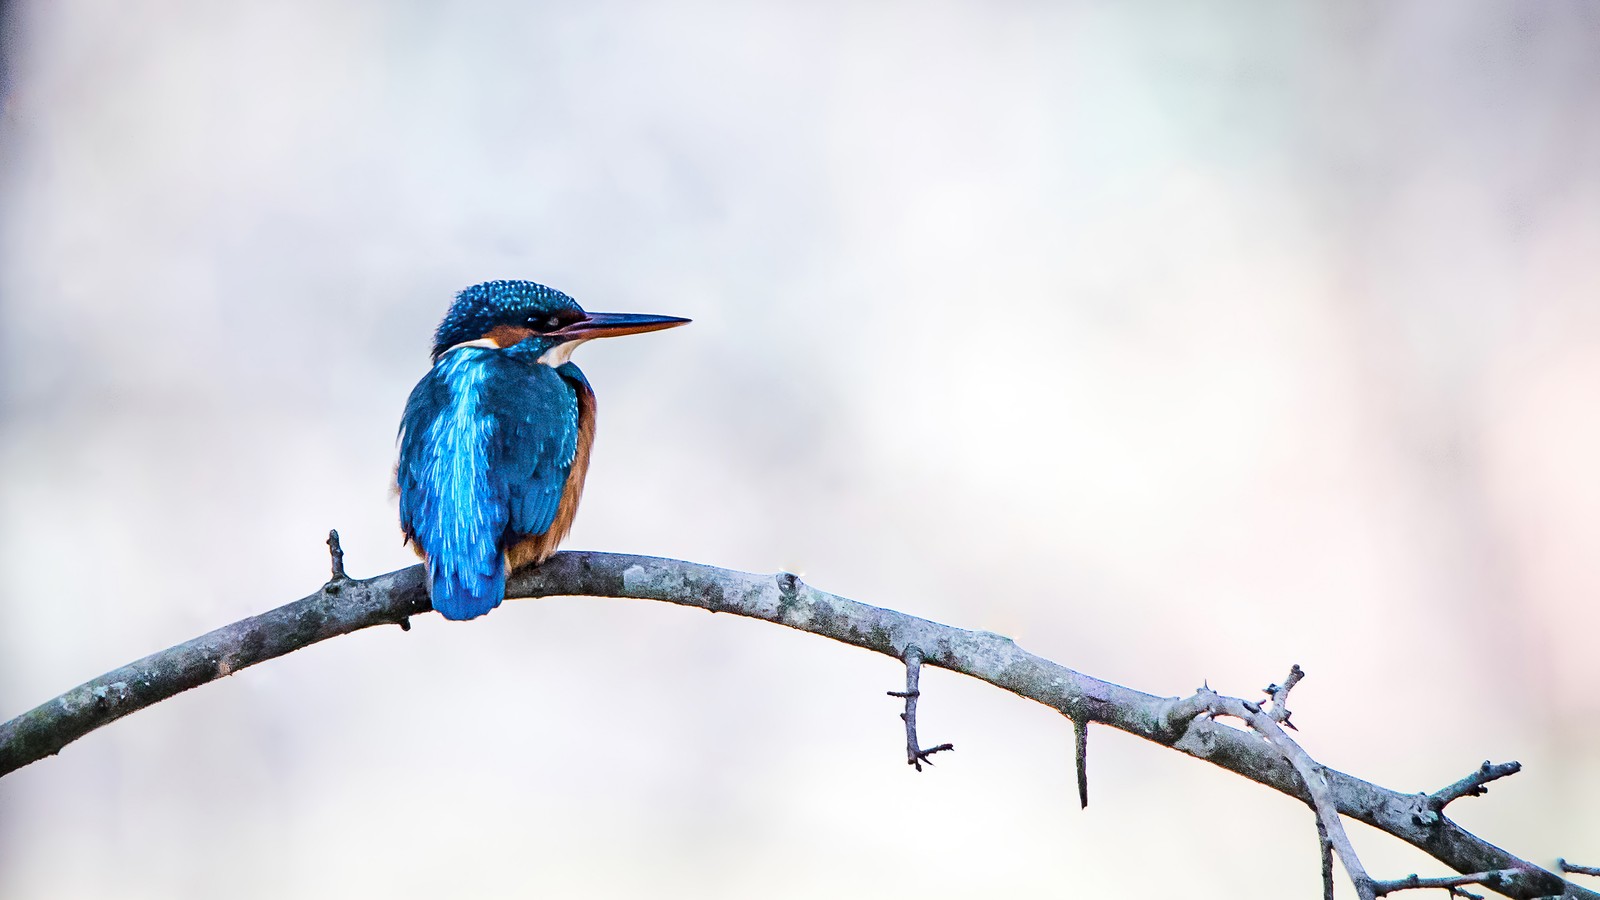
xmin=432 ymin=280 xmax=584 ymax=358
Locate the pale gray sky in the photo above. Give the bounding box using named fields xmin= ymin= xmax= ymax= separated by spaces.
xmin=2 ymin=3 xmax=1598 ymax=898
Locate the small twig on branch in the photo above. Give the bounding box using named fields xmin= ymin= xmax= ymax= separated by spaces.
xmin=887 ymin=646 xmax=953 ymax=771
xmin=1072 ymin=717 xmax=1089 ymax=809
xmin=1428 ymin=761 xmax=1523 ymax=811
xmin=323 ymin=529 xmax=410 ymax=631
xmin=1263 ymin=663 xmax=1304 ymax=730
xmin=325 ymin=529 xmax=348 ymax=584
xmin=1373 ymin=869 xmax=1534 ymax=899
xmin=1562 ymin=860 xmax=1600 ymax=878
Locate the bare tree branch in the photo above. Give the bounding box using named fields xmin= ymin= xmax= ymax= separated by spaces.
xmin=0 ymin=550 xmax=1583 ymax=900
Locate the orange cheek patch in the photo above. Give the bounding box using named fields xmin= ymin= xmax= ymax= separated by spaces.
xmin=485 ymin=325 xmax=536 ymax=347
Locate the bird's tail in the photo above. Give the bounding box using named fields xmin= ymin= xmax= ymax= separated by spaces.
xmin=429 ymin=558 xmax=506 ymax=621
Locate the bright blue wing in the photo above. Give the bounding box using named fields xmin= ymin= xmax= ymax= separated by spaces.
xmin=488 ymin=360 xmax=581 ymax=540
xmin=398 ymin=348 xmax=579 ymax=620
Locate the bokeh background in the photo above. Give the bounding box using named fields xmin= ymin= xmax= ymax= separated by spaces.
xmin=2 ymin=2 xmax=1598 ymax=897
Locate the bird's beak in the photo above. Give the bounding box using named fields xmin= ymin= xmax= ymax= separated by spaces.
xmin=556 ymin=312 xmax=691 ymax=339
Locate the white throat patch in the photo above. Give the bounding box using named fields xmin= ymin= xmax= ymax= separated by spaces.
xmin=443 ymin=338 xmax=498 ymax=353
xmin=538 ymin=338 xmax=590 ymax=367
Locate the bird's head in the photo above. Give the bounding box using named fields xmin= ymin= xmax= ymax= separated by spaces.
xmin=432 ymin=280 xmax=689 ymax=365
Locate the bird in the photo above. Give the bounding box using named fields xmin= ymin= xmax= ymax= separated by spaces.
xmin=397 ymin=280 xmax=689 ymax=620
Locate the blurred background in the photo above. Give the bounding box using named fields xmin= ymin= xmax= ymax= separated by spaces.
xmin=2 ymin=2 xmax=1597 ymax=897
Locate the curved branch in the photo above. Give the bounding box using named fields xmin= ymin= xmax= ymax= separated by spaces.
xmin=0 ymin=551 xmax=1581 ymax=900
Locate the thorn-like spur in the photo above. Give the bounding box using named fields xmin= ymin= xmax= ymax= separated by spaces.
xmin=324 ymin=529 xmax=350 ymax=593
xmin=888 ymin=646 xmax=954 ymax=772
xmin=1073 ymin=717 xmax=1090 ymax=809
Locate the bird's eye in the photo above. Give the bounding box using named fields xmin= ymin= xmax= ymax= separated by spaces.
xmin=526 ymin=314 xmax=563 ymax=331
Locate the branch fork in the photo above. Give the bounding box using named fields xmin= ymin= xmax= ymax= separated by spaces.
xmin=1177 ymin=668 xmax=1562 ymax=900
xmin=1183 ymin=667 xmax=1375 ymax=900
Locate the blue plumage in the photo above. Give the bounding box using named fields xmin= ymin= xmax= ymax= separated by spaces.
xmin=398 ymin=280 xmax=687 ymax=621
xmin=398 ymin=346 xmax=579 ymax=619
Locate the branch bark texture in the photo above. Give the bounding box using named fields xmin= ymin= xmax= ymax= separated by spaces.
xmin=0 ymin=551 xmax=1580 ymax=900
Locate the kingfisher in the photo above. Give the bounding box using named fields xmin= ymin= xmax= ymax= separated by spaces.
xmin=398 ymin=280 xmax=689 ymax=620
